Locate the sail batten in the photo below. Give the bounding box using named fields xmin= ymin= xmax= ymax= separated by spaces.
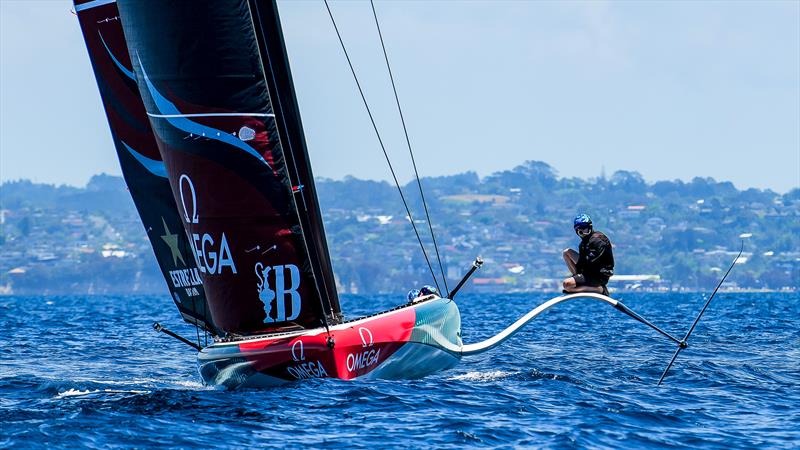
xmin=116 ymin=0 xmax=342 ymax=334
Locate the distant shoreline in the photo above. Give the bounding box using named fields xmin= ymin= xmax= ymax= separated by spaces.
xmin=3 ymin=167 xmax=798 ymax=294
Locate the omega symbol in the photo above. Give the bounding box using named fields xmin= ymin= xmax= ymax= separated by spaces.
xmin=179 ymin=174 xmax=198 ymax=224
xmin=291 ymin=340 xmax=305 ymax=362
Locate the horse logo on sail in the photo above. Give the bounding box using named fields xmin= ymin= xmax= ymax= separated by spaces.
xmin=255 ymin=262 xmax=302 ymax=323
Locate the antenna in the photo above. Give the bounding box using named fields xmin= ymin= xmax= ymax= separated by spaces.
xmin=657 ymin=240 xmax=745 ymax=385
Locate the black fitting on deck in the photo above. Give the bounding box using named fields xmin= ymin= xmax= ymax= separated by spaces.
xmin=450 ymin=256 xmax=484 ymax=300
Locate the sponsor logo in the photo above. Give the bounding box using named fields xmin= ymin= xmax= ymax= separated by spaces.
xmin=238 ymin=126 xmax=256 ymax=142
xmin=286 ymin=338 xmax=328 ymax=380
xmin=359 ymin=327 xmax=374 ymax=348
xmin=346 ymin=327 xmax=380 ymax=373
xmin=191 ymin=233 xmax=236 ymax=275
xmin=179 ymin=175 xmax=198 ymax=224
xmin=169 ymin=267 xmax=203 ymax=297
xmin=291 ymin=340 xmax=304 ymax=362
xmin=287 ymin=360 xmax=328 ymax=380
xmin=179 ymin=174 xmax=237 ymax=275
xmin=255 ymin=263 xmax=302 ymax=323
xmin=160 ymin=217 xmax=201 ymax=297
xmin=346 ymin=349 xmax=381 ymax=373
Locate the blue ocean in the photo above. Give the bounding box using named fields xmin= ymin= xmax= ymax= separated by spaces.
xmin=1 ymin=292 xmax=797 ymax=448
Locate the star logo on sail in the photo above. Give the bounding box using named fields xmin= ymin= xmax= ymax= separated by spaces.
xmin=160 ymin=217 xmax=185 ymax=267
xmin=160 ymin=216 xmax=203 ymax=297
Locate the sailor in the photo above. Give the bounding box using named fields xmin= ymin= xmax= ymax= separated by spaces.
xmin=419 ymin=285 xmax=439 ymax=297
xmin=407 ymin=285 xmax=439 ymax=303
xmin=562 ymin=213 xmax=614 ymax=296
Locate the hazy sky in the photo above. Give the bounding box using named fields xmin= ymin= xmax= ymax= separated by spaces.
xmin=1 ymin=0 xmax=798 ymax=192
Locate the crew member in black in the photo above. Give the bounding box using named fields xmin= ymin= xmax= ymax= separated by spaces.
xmin=562 ymin=213 xmax=614 ymax=295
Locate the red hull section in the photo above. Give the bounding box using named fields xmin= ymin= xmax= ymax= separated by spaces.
xmin=199 ymin=298 xmax=462 ymax=388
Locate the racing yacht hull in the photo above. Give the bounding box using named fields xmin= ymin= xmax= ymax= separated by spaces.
xmin=198 ymin=297 xmax=462 ymax=388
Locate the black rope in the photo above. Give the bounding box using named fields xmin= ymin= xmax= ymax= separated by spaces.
xmin=657 ymin=241 xmax=744 ymax=385
xmin=177 ymin=225 xmax=204 ymax=347
xmin=203 ymin=300 xmax=209 ymax=345
xmin=199 ymin=267 xmax=210 ymax=344
xmin=194 ymin=312 xmax=201 ymax=349
xmin=324 ymin=0 xmax=441 ymax=294
xmin=369 ymin=1 xmax=450 ymax=297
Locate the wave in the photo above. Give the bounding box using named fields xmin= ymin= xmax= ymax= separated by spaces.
xmin=55 ymin=388 xmax=150 ymax=399
xmin=449 ymin=370 xmax=518 ymax=382
xmin=74 ymin=377 xmax=207 ymax=390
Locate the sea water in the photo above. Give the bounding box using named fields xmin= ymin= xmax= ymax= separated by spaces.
xmin=0 ymin=292 xmax=797 ymax=448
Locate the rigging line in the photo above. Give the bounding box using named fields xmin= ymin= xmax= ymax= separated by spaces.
xmin=178 ymin=225 xmax=205 ymax=345
xmin=202 ymin=289 xmax=210 ymax=345
xmin=194 ymin=311 xmax=202 ymax=349
xmin=370 ymin=0 xmax=450 ymax=297
xmin=657 ymin=241 xmax=744 ymax=386
xmin=324 ymin=0 xmax=441 ymax=294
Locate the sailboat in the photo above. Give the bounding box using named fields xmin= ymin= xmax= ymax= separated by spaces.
xmin=75 ymin=0 xmax=732 ymax=388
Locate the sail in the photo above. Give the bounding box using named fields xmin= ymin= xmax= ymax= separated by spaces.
xmin=116 ymin=0 xmax=342 ymax=334
xmin=74 ymin=0 xmax=216 ymax=334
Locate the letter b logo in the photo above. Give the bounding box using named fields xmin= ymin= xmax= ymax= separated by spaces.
xmin=259 ymin=264 xmax=302 ymax=323
xmin=275 ymin=264 xmax=301 ymax=321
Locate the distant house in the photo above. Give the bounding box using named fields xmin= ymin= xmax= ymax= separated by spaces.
xmin=473 ymin=277 xmax=507 ymax=285
xmin=441 ymin=194 xmax=509 ymax=204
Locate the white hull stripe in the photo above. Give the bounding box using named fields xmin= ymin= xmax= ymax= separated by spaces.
xmin=75 ymin=0 xmax=116 ymax=12
xmin=147 ymin=112 xmax=275 ymax=119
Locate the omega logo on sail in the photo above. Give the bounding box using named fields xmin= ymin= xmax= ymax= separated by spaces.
xmin=179 ymin=174 xmax=237 ymax=275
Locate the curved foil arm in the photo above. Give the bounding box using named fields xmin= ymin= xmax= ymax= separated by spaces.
xmin=461 ymin=293 xmax=620 ymax=356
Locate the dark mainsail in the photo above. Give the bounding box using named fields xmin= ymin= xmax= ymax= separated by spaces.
xmin=74 ymin=0 xmax=215 ymax=334
xmin=116 ymin=0 xmax=342 ymax=334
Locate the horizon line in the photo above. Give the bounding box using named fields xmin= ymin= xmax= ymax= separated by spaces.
xmin=1 ymin=164 xmax=797 ymax=195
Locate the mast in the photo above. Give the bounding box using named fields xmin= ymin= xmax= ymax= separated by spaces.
xmin=248 ymin=0 xmax=342 ymax=321
xmin=74 ymin=0 xmax=216 ymax=335
xmin=116 ymin=0 xmax=342 ymax=334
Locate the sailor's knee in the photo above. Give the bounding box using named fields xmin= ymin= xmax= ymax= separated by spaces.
xmin=562 ymin=248 xmax=572 ymax=256
xmin=562 ymin=277 xmax=576 ymax=289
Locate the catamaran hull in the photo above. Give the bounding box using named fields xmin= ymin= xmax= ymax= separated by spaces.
xmin=198 ymin=298 xmax=462 ymax=388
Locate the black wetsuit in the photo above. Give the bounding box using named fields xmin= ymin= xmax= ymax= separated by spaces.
xmin=575 ymin=230 xmax=614 ymax=287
